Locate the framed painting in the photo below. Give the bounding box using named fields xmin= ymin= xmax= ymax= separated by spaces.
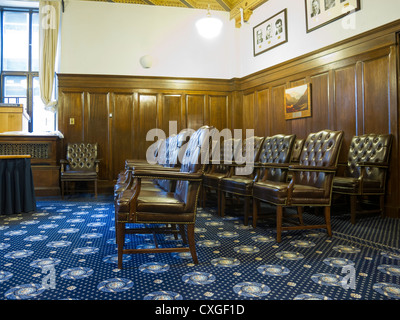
xmin=284 ymin=84 xmax=312 ymax=120
xmin=305 ymin=0 xmax=360 ymax=33
xmin=253 ymin=9 xmax=288 ymax=57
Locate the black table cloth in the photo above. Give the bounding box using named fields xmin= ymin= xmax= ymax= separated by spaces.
xmin=0 ymin=155 xmax=36 ymax=215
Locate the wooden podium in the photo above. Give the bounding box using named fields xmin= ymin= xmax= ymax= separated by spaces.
xmin=0 ymin=132 xmax=62 ymax=196
xmin=0 ymin=104 xmax=30 ymax=133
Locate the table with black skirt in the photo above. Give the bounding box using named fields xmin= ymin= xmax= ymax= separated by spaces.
xmin=0 ymin=155 xmax=36 ymax=215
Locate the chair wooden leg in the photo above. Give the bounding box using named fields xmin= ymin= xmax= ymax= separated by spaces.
xmin=217 ymin=189 xmax=221 ymax=216
xmin=171 ymin=224 xmax=178 ymax=240
xmin=253 ymin=198 xmax=260 ymax=229
xmin=187 ymin=224 xmax=198 ymax=264
xmin=297 ymin=207 xmax=304 ymax=225
xmin=201 ymin=186 xmax=205 ymax=207
xmin=276 ymin=206 xmax=283 ymax=243
xmin=324 ymin=206 xmax=332 ymax=237
xmin=179 ymin=225 xmax=187 ymax=244
xmin=380 ymin=195 xmax=385 ymax=218
xmin=95 ymin=180 xmax=98 ymax=199
xmin=350 ymin=195 xmax=357 ymax=224
xmin=117 ymin=222 xmax=126 ymax=269
xmin=244 ymin=197 xmax=250 ymax=226
xmin=61 ymin=181 xmax=64 ymax=199
xmin=220 ymin=191 xmax=226 ymax=217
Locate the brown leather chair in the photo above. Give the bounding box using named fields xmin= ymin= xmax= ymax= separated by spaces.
xmin=60 ymin=143 xmax=100 ymax=199
xmin=252 ymin=130 xmax=344 ymax=242
xmin=252 ymin=134 xmax=296 ymax=228
xmin=114 ymin=138 xmax=166 ymax=198
xmin=201 ymin=138 xmax=241 ymax=215
xmin=332 ymin=133 xmax=393 ymax=224
xmin=114 ymin=129 xmax=191 ymax=199
xmin=219 ymin=136 xmax=265 ymax=225
xmin=114 ymin=126 xmax=212 ymax=269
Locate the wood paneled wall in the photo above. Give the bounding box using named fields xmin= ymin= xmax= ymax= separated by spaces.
xmin=57 ymin=19 xmax=400 ymax=217
xmin=235 ymin=21 xmax=400 ymax=217
xmin=58 ymin=76 xmax=234 ymax=181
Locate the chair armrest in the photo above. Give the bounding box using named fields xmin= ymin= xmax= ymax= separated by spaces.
xmin=358 ymin=161 xmax=389 ymax=168
xmin=255 ymin=162 xmax=290 ymax=169
xmin=60 ymin=159 xmax=68 ymax=172
xmin=289 ymin=164 xmax=337 ymax=173
xmin=132 ymin=168 xmax=203 ymax=181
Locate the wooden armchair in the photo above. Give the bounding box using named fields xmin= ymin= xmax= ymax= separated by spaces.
xmin=252 ymin=134 xmax=296 ymax=228
xmin=114 ymin=126 xmax=212 ymax=269
xmin=201 ymin=138 xmax=241 ymax=215
xmin=60 ymin=142 xmax=100 ymax=199
xmin=332 ymin=133 xmax=393 ymax=224
xmin=252 ymin=130 xmax=343 ymax=242
xmin=219 ymin=136 xmax=265 ymax=224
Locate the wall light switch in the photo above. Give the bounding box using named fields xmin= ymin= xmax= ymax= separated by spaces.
xmin=69 ymin=118 xmax=75 ymax=125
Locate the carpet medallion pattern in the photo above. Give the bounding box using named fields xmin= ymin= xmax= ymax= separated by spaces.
xmin=0 ymin=199 xmax=399 ymax=301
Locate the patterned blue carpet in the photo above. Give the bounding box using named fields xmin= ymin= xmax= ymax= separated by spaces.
xmin=1 ymin=195 xmax=400 ymax=307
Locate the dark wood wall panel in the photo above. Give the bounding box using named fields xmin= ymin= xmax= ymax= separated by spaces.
xmin=60 ymin=92 xmax=84 ymax=143
xmin=334 ymin=65 xmax=357 ymax=161
xmin=208 ymin=95 xmax=229 ymax=131
xmin=362 ymin=56 xmax=390 ymax=134
xmin=160 ymin=94 xmax=183 ymax=134
xmin=255 ymin=89 xmax=269 ymax=137
xmin=86 ymin=92 xmax=110 ymax=180
xmin=242 ymin=93 xmax=254 ymax=133
xmin=269 ymin=85 xmax=287 ymax=135
xmin=137 ymin=94 xmax=158 ymax=161
xmin=186 ymin=95 xmax=205 ymax=130
xmin=111 ymin=93 xmax=134 ymax=179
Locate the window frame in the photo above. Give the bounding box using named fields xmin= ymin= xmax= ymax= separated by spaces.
xmin=0 ymin=6 xmax=56 ymax=132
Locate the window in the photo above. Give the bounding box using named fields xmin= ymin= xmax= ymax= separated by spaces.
xmin=1 ymin=7 xmax=56 ymax=132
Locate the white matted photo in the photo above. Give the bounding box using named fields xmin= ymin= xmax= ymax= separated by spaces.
xmin=305 ymin=0 xmax=360 ymax=33
xmin=253 ymin=9 xmax=288 ymax=57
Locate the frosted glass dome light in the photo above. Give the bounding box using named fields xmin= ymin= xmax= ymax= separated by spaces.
xmin=196 ymin=8 xmax=223 ymax=39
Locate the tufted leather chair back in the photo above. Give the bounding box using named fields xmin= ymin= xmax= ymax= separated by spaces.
xmin=175 ymin=126 xmax=213 ymax=210
xmin=210 ymin=138 xmax=242 ymax=173
xmin=291 ymin=138 xmax=305 ymax=163
xmin=346 ymin=134 xmax=393 ymax=185
xmin=66 ymin=143 xmax=98 ymax=172
xmin=295 ymin=130 xmax=343 ymax=189
xmin=232 ymin=136 xmax=264 ymax=176
xmin=166 ymin=128 xmax=192 ymax=167
xmin=258 ymin=134 xmax=296 ymax=182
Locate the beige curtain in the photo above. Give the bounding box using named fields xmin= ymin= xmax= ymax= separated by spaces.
xmin=39 ymin=0 xmax=61 ymax=112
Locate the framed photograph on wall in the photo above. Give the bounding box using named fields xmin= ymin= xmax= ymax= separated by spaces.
xmin=253 ymin=9 xmax=288 ymax=57
xmin=305 ymin=0 xmax=361 ymax=33
xmin=284 ymin=84 xmax=312 ymax=120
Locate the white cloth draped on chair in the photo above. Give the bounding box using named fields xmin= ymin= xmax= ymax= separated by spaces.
xmin=39 ymin=0 xmax=61 ymax=112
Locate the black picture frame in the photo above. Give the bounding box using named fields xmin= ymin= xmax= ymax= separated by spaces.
xmin=253 ymin=9 xmax=288 ymax=57
xmin=305 ymin=0 xmax=361 ymax=33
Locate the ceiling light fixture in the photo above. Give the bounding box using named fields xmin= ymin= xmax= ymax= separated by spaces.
xmin=195 ymin=5 xmax=223 ymax=39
